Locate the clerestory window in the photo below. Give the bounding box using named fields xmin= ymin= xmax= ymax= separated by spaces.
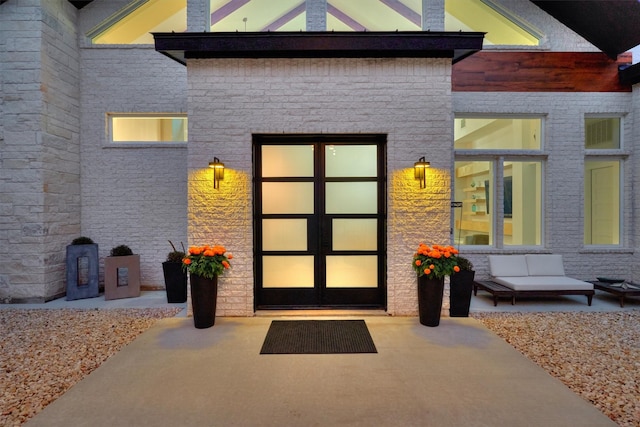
xmin=108 ymin=114 xmax=188 ymax=144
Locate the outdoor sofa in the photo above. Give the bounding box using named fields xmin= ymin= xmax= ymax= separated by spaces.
xmin=477 ymin=254 xmax=595 ymax=305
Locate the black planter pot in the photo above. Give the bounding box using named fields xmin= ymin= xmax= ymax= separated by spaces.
xmin=449 ymin=270 xmax=475 ymax=317
xmin=162 ymin=262 xmax=187 ymax=303
xmin=190 ymin=274 xmax=218 ymax=329
xmin=417 ymin=275 xmax=445 ymax=327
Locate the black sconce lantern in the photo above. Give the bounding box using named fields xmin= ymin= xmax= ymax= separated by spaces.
xmin=209 ymin=157 xmax=225 ymax=189
xmin=414 ymin=156 xmax=430 ymax=189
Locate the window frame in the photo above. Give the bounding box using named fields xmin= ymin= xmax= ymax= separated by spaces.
xmin=453 ymin=115 xmax=546 ymax=250
xmin=583 ymin=114 xmax=626 ymax=247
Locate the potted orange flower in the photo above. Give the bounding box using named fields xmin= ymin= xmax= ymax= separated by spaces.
xmin=182 ymin=244 xmax=232 ymax=328
xmin=412 ymin=243 xmax=459 ymax=327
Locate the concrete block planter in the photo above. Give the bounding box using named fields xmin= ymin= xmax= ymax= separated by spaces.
xmin=65 ymin=242 xmax=99 ymax=300
xmin=104 ymin=246 xmax=141 ymax=300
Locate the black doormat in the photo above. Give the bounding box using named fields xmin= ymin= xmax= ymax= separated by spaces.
xmin=260 ymin=320 xmax=377 ymax=354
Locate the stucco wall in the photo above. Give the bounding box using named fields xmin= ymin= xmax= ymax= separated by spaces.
xmin=187 ymin=57 xmax=454 ymax=316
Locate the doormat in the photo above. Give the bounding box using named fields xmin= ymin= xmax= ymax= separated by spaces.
xmin=260 ymin=320 xmax=377 ymax=354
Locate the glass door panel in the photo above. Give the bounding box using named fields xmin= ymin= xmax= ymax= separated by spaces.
xmin=325 ymin=145 xmax=377 ymax=177
xmin=262 ymin=219 xmax=307 ymax=251
xmin=263 ymin=256 xmax=315 ymax=288
xmin=262 ymin=145 xmax=314 ymax=177
xmin=325 ymin=182 xmax=378 ymax=214
xmin=326 ymin=256 xmax=378 ymax=288
xmin=332 ymin=219 xmax=377 ymax=250
xmin=262 ymin=182 xmax=314 ymax=214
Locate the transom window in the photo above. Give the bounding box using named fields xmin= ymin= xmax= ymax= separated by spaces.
xmin=109 ymin=114 xmax=188 ymax=143
xmin=454 ymin=117 xmax=543 ymax=248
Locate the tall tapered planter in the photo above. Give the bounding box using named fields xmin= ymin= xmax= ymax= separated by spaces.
xmin=162 ymin=261 xmax=187 ymax=303
xmin=449 ymin=270 xmax=475 ymax=317
xmin=190 ymin=274 xmax=218 ymax=329
xmin=65 ymin=243 xmax=99 ymax=300
xmin=418 ymin=275 xmax=445 ymax=327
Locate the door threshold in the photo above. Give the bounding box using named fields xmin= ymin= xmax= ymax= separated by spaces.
xmin=255 ymin=309 xmax=389 ymax=317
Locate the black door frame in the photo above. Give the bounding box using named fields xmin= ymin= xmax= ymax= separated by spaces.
xmin=253 ymin=134 xmax=387 ymax=310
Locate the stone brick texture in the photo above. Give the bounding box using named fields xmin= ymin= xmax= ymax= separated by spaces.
xmin=187 ymin=57 xmax=454 ymax=316
xmin=1 ymin=0 xmax=638 ymax=311
xmin=1 ymin=0 xmax=81 ymax=302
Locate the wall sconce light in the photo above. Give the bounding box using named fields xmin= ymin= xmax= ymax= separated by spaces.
xmin=414 ymin=156 xmax=430 ymax=189
xmin=209 ymin=157 xmax=225 ymax=189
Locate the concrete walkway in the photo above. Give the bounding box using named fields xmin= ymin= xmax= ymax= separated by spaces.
xmin=17 ymin=290 xmax=636 ymax=426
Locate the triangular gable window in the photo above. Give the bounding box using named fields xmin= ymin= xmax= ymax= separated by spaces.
xmin=90 ymin=0 xmax=187 ymax=45
xmin=446 ymin=0 xmax=542 ymax=46
xmin=326 ymin=0 xmax=421 ymax=32
xmin=210 ymin=0 xmax=306 ymax=31
xmin=209 ymin=0 xmax=422 ymax=32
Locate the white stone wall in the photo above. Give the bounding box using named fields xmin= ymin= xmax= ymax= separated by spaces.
xmin=187 ymin=57 xmax=454 ymax=316
xmin=0 ymin=0 xmax=80 ymax=302
xmin=453 ymin=91 xmax=635 ymax=282
xmin=78 ymin=44 xmax=188 ymax=288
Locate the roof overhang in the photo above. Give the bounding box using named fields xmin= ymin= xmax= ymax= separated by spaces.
xmin=531 ymin=0 xmax=640 ymax=60
xmin=619 ymin=63 xmax=640 ymax=86
xmin=153 ymin=31 xmax=485 ymax=66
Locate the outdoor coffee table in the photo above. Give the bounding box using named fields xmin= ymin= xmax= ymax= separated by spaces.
xmin=591 ymin=280 xmax=640 ymax=307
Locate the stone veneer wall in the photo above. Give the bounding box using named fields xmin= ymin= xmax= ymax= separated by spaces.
xmin=77 ymin=1 xmax=189 ymax=289
xmin=0 ymin=0 xmax=80 ymax=302
xmin=187 ymin=57 xmax=454 ymax=316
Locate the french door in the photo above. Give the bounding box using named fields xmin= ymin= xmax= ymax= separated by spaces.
xmin=254 ymin=134 xmax=386 ymax=309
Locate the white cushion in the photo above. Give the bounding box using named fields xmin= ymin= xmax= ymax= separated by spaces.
xmin=526 ymin=254 xmax=565 ymax=276
xmin=493 ymin=276 xmax=594 ymax=291
xmin=488 ymin=255 xmax=528 ymax=277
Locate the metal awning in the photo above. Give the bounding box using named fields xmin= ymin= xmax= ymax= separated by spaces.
xmin=153 ymin=31 xmax=485 ymax=65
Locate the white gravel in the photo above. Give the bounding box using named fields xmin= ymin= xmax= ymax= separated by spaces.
xmin=1 ymin=309 xmax=638 ymax=426
xmin=472 ymin=311 xmax=640 ymax=427
xmin=0 ymin=308 xmax=181 ymax=426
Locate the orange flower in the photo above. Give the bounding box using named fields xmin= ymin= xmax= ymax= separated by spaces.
xmin=222 ymin=261 xmax=230 ymax=269
xmin=189 ymin=246 xmax=202 ymax=255
xmin=203 ymin=249 xmax=215 ymax=257
xmin=227 ymin=253 xmax=233 ymax=260
xmin=182 ymin=258 xmax=192 ymax=265
xmin=444 ymin=251 xmax=451 ymax=258
xmin=429 ymin=264 xmax=435 ymax=270
xmin=423 ymin=268 xmax=431 ymax=275
xmin=415 ymin=260 xmax=422 ymax=266
xmin=453 ymin=266 xmax=460 ymax=273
